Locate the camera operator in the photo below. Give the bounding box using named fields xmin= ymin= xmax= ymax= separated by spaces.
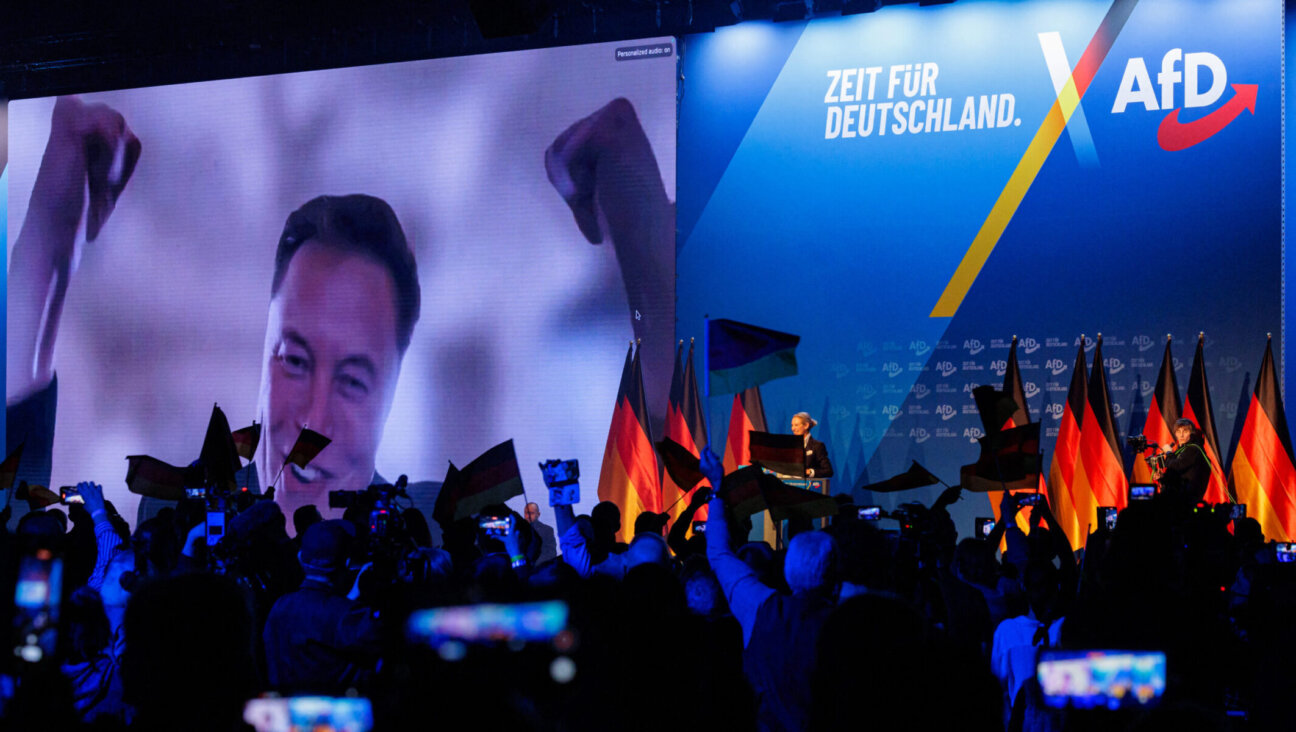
xmin=1153 ymin=418 xmax=1212 ymax=508
xmin=263 ymin=519 xmax=381 ymax=694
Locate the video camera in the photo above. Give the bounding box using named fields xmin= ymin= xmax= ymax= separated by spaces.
xmin=888 ymin=502 xmax=928 ymax=534
xmin=328 ymin=476 xmax=414 ymax=563
xmin=1125 ymin=435 xmax=1157 ymax=453
xmin=330 ymin=477 xmax=409 ymax=533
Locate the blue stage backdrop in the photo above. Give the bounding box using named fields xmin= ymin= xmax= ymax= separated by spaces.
xmin=678 ymin=0 xmax=1282 ymax=535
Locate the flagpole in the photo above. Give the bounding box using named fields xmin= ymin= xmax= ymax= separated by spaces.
xmin=270 ymin=422 xmax=306 ymax=492
xmin=662 ymin=488 xmax=691 ymax=515
xmin=703 ymin=317 xmax=713 ymax=451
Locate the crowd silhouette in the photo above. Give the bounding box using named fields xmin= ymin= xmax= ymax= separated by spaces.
xmin=0 ymin=445 xmax=1292 ymax=732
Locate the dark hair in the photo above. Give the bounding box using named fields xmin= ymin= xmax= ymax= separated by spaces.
xmin=1173 ymin=418 xmax=1199 ymax=435
xmin=273 ymin=194 xmax=421 ymax=352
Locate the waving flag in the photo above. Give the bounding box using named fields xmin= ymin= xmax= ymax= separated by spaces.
xmin=706 ymin=318 xmax=799 ymax=395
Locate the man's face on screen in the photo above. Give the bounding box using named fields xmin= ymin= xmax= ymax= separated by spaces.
xmin=258 ymin=241 xmax=403 ymax=514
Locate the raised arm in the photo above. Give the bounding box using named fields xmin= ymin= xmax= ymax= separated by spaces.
xmin=545 ymin=99 xmax=674 ymax=431
xmin=700 ymin=448 xmax=773 ymax=646
xmin=7 ymin=98 xmax=140 ymax=488
xmin=984 ymin=490 xmax=1017 ymax=549
xmin=9 ymin=96 xmax=140 ymax=403
xmin=667 ymin=485 xmax=710 ymax=557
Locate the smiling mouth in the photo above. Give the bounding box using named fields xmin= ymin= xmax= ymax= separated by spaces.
xmin=287 ymin=461 xmax=334 ymax=486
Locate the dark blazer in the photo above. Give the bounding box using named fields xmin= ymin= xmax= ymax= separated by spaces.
xmin=804 ymin=437 xmax=834 ymax=478
xmin=1160 ymin=437 xmax=1210 ymax=506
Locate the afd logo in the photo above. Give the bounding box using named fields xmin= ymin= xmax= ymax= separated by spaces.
xmin=912 ymin=383 xmax=931 ymax=399
xmin=910 ymin=428 xmax=931 ymax=444
xmin=1219 ymin=355 xmax=1243 ymax=374
xmin=883 ymin=361 xmax=903 ymax=378
xmin=1141 ymin=380 xmax=1155 ymax=397
xmin=1024 ymin=382 xmax=1041 ymax=399
xmin=1075 ymin=336 xmax=1096 ymax=352
xmin=1132 ymin=335 xmax=1156 ymax=352
xmin=964 ymin=339 xmax=985 ymax=355
xmin=1104 ymin=357 xmax=1125 ymax=375
xmin=883 ymin=405 xmax=901 ymax=420
xmin=1021 ymin=337 xmax=1041 ymax=354
xmin=1046 ymin=403 xmax=1065 ymax=421
xmin=936 ymin=361 xmax=958 ymax=377
xmin=1174 ymin=357 xmax=1185 ymax=372
xmin=936 ymin=404 xmax=957 ymax=421
xmin=964 ymin=427 xmax=984 ymax=443
xmin=1112 ymin=403 xmax=1126 ymax=419
xmin=857 ymin=384 xmax=878 ymax=399
xmin=1111 ymin=49 xmax=1257 ymax=151
xmin=989 ymin=359 xmax=1008 ymax=376
xmin=857 ymin=341 xmax=879 ymax=357
xmin=1046 ymin=358 xmax=1068 ymax=376
xmin=909 ymin=340 xmax=932 ymax=356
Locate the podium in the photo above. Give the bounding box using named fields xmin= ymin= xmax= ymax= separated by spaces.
xmin=759 ymin=469 xmax=831 ymax=546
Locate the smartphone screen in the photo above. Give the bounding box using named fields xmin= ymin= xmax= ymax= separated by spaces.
xmin=1097 ymin=506 xmax=1117 ymax=531
xmin=1277 ymin=543 xmax=1296 ymax=563
xmin=1129 ymin=484 xmax=1156 ymax=501
xmin=975 ymin=517 xmax=995 ymax=537
xmin=206 ymin=510 xmax=227 ymax=547
xmin=691 ymin=520 xmax=707 ymax=534
xmin=407 ymin=600 xmax=569 ymax=645
xmin=858 ymin=506 xmax=881 ymax=521
xmin=1037 ymin=650 xmax=1166 ymax=709
xmin=1230 ymin=503 xmax=1247 ymax=520
xmin=11 ymin=549 xmax=63 ymax=665
xmin=244 ymin=696 xmax=373 ymax=732
xmin=478 ymin=517 xmax=512 ymax=537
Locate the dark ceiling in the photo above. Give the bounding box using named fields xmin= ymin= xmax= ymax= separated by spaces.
xmin=0 ymin=0 xmax=830 ymax=99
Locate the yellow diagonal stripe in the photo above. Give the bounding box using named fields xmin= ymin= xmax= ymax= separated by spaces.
xmin=931 ymin=77 xmax=1084 ymax=318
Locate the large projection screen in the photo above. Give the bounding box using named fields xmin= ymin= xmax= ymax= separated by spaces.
xmin=7 ymin=38 xmax=678 ymax=528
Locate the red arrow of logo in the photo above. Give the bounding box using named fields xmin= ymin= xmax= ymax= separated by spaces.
xmin=1157 ymin=83 xmax=1257 ymax=151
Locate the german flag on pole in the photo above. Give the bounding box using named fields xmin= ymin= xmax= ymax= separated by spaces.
xmin=1048 ymin=339 xmax=1094 ymax=550
xmin=1133 ymin=337 xmax=1181 ymax=485
xmin=1184 ymin=334 xmax=1230 ymax=503
xmin=706 ymin=319 xmax=799 ymax=395
xmin=722 ymin=385 xmax=772 ymax=543
xmin=988 ymin=336 xmax=1039 ymax=536
xmin=231 ymin=423 xmax=261 ymax=462
xmin=1081 ymin=335 xmax=1128 ymax=513
xmin=597 ymin=342 xmax=662 ymax=542
xmin=1231 ymin=336 xmax=1296 ymax=541
xmin=723 ymin=386 xmax=768 ymax=474
xmin=662 ymin=341 xmax=709 ymax=522
xmin=441 ymin=439 xmax=526 ymax=522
